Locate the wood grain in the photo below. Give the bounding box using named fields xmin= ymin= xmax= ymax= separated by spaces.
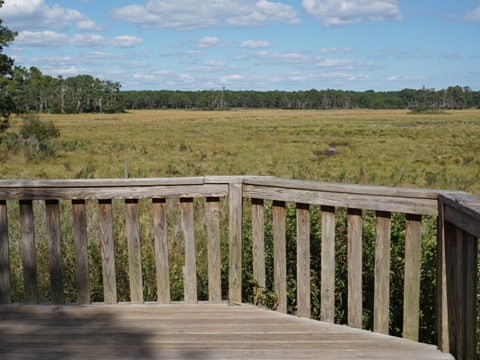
xmin=205 ymin=197 xmax=221 ymax=303
xmin=125 ymin=199 xmax=143 ymax=304
xmin=251 ymin=198 xmax=266 ymax=302
xmin=296 ymin=203 xmax=310 ymax=318
xmin=347 ymin=208 xmax=362 ymax=329
xmin=321 ymin=206 xmax=335 ymax=323
xmin=72 ymin=200 xmax=90 ymax=305
xmin=373 ymin=211 xmax=391 ymax=335
xmin=465 ymin=232 xmax=478 ymax=360
xmin=403 ymin=214 xmax=422 ymax=341
xmin=98 ymin=199 xmax=117 ymax=305
xmin=228 ymin=183 xmax=243 ymax=305
xmin=152 ymin=198 xmax=170 ymax=304
xmin=181 ymin=198 xmax=197 ymax=304
xmin=273 ymin=201 xmax=287 ymax=314
xmin=20 ymin=200 xmax=37 ymax=305
xmin=45 ymin=200 xmax=64 ymax=305
xmin=0 ymin=200 xmax=11 ymax=304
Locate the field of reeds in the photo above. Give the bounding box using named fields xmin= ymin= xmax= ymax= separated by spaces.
xmin=1 ymin=109 xmax=479 ymax=350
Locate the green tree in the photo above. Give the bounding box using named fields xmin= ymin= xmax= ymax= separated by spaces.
xmin=0 ymin=0 xmax=18 ymax=131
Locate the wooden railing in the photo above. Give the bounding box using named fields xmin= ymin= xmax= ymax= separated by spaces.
xmin=0 ymin=176 xmax=478 ymax=360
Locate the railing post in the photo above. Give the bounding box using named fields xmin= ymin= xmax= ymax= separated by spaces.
xmin=228 ymin=182 xmax=243 ymax=305
xmin=0 ymin=200 xmax=11 ymax=304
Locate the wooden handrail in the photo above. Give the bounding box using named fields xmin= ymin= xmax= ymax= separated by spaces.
xmin=0 ymin=176 xmax=478 ymax=360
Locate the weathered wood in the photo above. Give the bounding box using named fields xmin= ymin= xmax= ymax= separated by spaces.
xmin=347 ymin=208 xmax=362 ymax=329
xmin=19 ymin=200 xmax=37 ymax=305
xmin=181 ymin=198 xmax=197 ymax=304
xmin=125 ymin=199 xmax=143 ymax=304
xmin=98 ymin=199 xmax=117 ymax=304
xmin=454 ymin=227 xmax=467 ymax=360
xmin=373 ymin=211 xmax=391 ymax=335
xmin=296 ymin=203 xmax=310 ymax=318
xmin=403 ymin=214 xmax=422 ymax=341
xmin=243 ymin=185 xmax=437 ymax=216
xmin=152 ymin=198 xmax=170 ymax=304
xmin=0 ymin=200 xmax=11 ymax=304
xmin=321 ymin=206 xmax=335 ymax=323
xmin=45 ymin=200 xmax=64 ymax=305
xmin=228 ymin=183 xmax=243 ymax=305
xmin=0 ymin=184 xmax=229 ymax=201
xmin=465 ymin=232 xmax=478 ymax=360
xmin=444 ymin=202 xmax=480 ymax=238
xmin=273 ymin=201 xmax=287 ymax=314
xmin=251 ymin=198 xmax=266 ymax=303
xmin=72 ymin=200 xmax=90 ymax=304
xmin=205 ymin=197 xmax=221 ymax=303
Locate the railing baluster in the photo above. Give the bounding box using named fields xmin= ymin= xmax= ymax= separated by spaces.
xmin=181 ymin=198 xmax=197 ymax=304
xmin=374 ymin=211 xmax=391 ymax=334
xmin=273 ymin=200 xmax=287 ymax=313
xmin=403 ymin=214 xmax=422 ymax=341
xmin=347 ymin=208 xmax=362 ymax=329
xmin=72 ymin=200 xmax=90 ymax=304
xmin=20 ymin=200 xmax=37 ymax=305
xmin=296 ymin=203 xmax=310 ymax=318
xmin=228 ymin=182 xmax=243 ymax=305
xmin=0 ymin=200 xmax=11 ymax=304
xmin=45 ymin=200 xmax=64 ymax=305
xmin=152 ymin=198 xmax=170 ymax=304
xmin=465 ymin=232 xmax=478 ymax=360
xmin=98 ymin=199 xmax=117 ymax=304
xmin=125 ymin=199 xmax=143 ymax=304
xmin=321 ymin=205 xmax=335 ymax=323
xmin=206 ymin=197 xmax=221 ymax=303
xmin=252 ymin=198 xmax=265 ymax=303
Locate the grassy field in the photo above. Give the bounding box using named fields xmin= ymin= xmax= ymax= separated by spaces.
xmin=2 ymin=108 xmax=480 ymax=196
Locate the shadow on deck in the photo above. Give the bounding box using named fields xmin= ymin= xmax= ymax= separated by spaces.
xmin=0 ymin=303 xmax=453 ymax=360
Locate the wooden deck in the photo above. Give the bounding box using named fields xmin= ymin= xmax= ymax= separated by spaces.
xmin=0 ymin=303 xmax=453 ymax=360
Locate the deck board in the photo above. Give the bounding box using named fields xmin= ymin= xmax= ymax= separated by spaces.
xmin=0 ymin=303 xmax=453 ymax=360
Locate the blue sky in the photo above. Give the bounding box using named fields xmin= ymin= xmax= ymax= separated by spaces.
xmin=1 ymin=0 xmax=479 ymax=91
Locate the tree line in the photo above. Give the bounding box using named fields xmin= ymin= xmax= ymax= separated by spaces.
xmin=121 ymin=86 xmax=480 ymax=111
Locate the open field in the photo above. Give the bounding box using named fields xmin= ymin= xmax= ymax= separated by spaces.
xmin=2 ymin=109 xmax=480 ymax=196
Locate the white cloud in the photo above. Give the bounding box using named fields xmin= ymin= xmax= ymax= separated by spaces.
xmin=463 ymin=7 xmax=480 ymax=22
xmin=179 ymin=74 xmax=195 ymax=82
xmin=112 ymin=36 xmax=144 ymax=48
xmin=133 ymin=73 xmax=154 ymax=80
xmin=77 ymin=20 xmax=104 ymax=31
xmin=71 ymin=34 xmax=108 ymax=48
xmin=15 ymin=31 xmax=69 ymax=47
xmin=0 ymin=0 xmax=101 ymax=31
xmin=302 ymin=0 xmax=402 ymax=26
xmin=240 ymin=40 xmax=271 ymax=49
xmin=197 ymin=36 xmax=220 ymax=49
xmin=317 ymin=58 xmax=362 ymax=69
xmin=220 ymin=74 xmax=246 ymax=84
xmin=111 ymin=0 xmax=299 ymax=30
xmin=131 ymin=62 xmax=151 ymax=68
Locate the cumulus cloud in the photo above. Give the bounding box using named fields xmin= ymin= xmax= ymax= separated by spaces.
xmin=302 ymin=0 xmax=402 ymax=26
xmin=197 ymin=36 xmax=220 ymax=49
xmin=111 ymin=0 xmax=299 ymax=30
xmin=0 ymin=0 xmax=102 ymax=31
xmin=71 ymin=34 xmax=108 ymax=48
xmin=112 ymin=36 xmax=144 ymax=48
xmin=240 ymin=40 xmax=271 ymax=49
xmin=463 ymin=7 xmax=480 ymax=22
xmin=15 ymin=31 xmax=69 ymax=47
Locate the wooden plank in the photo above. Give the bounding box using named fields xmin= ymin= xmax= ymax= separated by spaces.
xmin=181 ymin=198 xmax=196 ymax=304
xmin=296 ymin=203 xmax=310 ymax=318
xmin=19 ymin=200 xmax=37 ymax=305
xmin=0 ymin=184 xmax=229 ymax=201
xmin=454 ymin=228 xmax=467 ymax=360
xmin=439 ymin=191 xmax=480 ymax=225
xmin=273 ymin=200 xmax=287 ymax=314
xmin=0 ymin=200 xmax=11 ymax=304
xmin=45 ymin=200 xmax=64 ymax=305
xmin=72 ymin=200 xmax=90 ymax=304
xmin=243 ymin=185 xmax=437 ymax=216
xmin=98 ymin=199 xmax=117 ymax=304
xmin=465 ymin=232 xmax=478 ymax=360
xmin=403 ymin=214 xmax=422 ymax=341
xmin=228 ymin=183 xmax=243 ymax=305
xmin=321 ymin=206 xmax=335 ymax=323
xmin=347 ymin=208 xmax=362 ymax=329
xmin=125 ymin=199 xmax=143 ymax=304
xmin=251 ymin=198 xmax=266 ymax=303
xmin=373 ymin=211 xmax=391 ymax=335
xmin=205 ymin=197 xmax=221 ymax=303
xmin=152 ymin=198 xmax=170 ymax=304
xmin=444 ymin=203 xmax=480 ymax=238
